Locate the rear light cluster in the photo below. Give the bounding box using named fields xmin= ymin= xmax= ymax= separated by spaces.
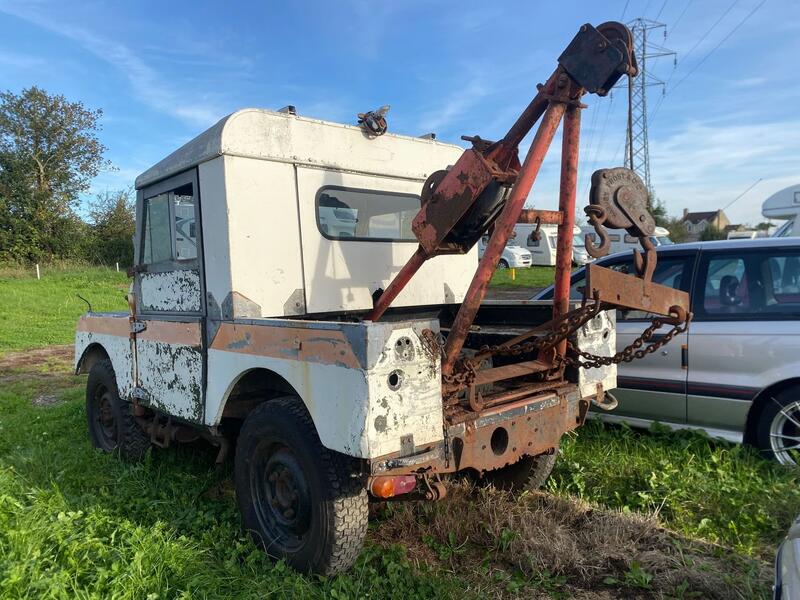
xmin=369 ymin=475 xmax=417 ymax=499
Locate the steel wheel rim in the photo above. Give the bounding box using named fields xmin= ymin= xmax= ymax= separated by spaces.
xmin=769 ymin=399 xmax=800 ymax=466
xmin=251 ymin=442 xmax=312 ymax=554
xmin=92 ymin=386 xmax=118 ymax=450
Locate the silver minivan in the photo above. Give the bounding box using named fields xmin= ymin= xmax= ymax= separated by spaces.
xmin=534 ymin=238 xmax=800 ymax=465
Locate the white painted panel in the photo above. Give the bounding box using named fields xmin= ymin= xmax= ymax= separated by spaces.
xmin=75 ymin=331 xmax=136 ymax=398
xmin=140 ymin=270 xmax=201 ymax=312
xmin=296 ymin=167 xmax=478 ymax=314
xmin=223 ymin=156 xmax=305 ymax=317
xmin=205 ymin=319 xmax=445 ymax=459
xmin=136 ymin=337 xmax=204 ymax=422
xmin=199 ymin=158 xmax=233 ymax=317
xmin=137 ymin=109 xmax=465 ymax=188
xmin=206 ymin=349 xmax=372 ymax=456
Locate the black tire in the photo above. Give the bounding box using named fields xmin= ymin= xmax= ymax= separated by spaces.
xmin=234 ymin=397 xmax=367 ymax=575
xmin=86 ymin=359 xmax=150 ymax=461
xmin=755 ymin=387 xmax=800 ymax=466
xmin=498 ymin=259 xmax=509 ymax=269
xmin=482 ymin=451 xmax=558 ymax=492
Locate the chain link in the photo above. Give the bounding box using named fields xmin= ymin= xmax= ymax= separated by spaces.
xmin=432 ymin=299 xmax=691 ymax=388
xmin=563 ymin=313 xmax=690 ymax=369
xmin=441 ymin=295 xmax=605 ymax=387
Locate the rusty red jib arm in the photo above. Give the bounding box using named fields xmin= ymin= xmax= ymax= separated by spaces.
xmin=364 ymin=22 xmax=638 ymax=375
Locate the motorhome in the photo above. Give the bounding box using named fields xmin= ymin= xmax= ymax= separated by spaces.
xmin=763 ymin=183 xmax=800 ymax=238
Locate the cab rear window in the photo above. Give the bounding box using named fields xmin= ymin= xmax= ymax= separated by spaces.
xmin=316 ymin=187 xmax=419 ymax=242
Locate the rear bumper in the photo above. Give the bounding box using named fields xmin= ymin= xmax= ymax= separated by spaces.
xmin=369 ymin=384 xmax=589 ymax=476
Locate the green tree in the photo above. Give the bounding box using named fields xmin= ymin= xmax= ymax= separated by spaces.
xmin=699 ymin=224 xmax=726 ymax=241
xmin=664 ymin=216 xmax=689 ymax=243
xmin=0 ymin=86 xmax=110 ymax=261
xmin=86 ymin=189 xmax=135 ymax=267
xmin=649 ymin=195 xmax=669 ymax=228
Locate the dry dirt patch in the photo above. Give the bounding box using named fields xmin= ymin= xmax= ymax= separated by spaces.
xmin=373 ymin=483 xmax=770 ymax=599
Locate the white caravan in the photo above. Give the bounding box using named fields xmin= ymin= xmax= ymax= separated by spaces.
xmin=581 ymin=225 xmax=672 ymax=255
xmin=514 ymin=223 xmax=591 ymax=266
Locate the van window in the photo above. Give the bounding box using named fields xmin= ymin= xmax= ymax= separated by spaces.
xmin=141 ymin=182 xmax=197 ymax=264
xmin=608 ymin=234 xmax=620 ymax=242
xmin=624 ymin=234 xmax=638 ymax=244
xmin=316 ymin=187 xmax=418 ymax=241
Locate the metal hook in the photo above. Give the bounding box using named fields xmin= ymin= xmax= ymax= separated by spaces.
xmin=633 ymin=236 xmax=656 ymax=283
xmin=584 ymin=205 xmax=610 ymax=258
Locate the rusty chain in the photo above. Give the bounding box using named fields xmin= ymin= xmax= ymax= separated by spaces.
xmin=563 ymin=311 xmax=690 ymax=369
xmin=440 ymin=292 xmax=606 ymax=387
xmin=425 ymin=292 xmax=691 ymax=389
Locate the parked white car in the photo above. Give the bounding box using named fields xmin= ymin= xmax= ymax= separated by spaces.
xmin=478 ymin=236 xmax=532 ymax=268
xmin=534 ymin=237 xmax=800 ymax=465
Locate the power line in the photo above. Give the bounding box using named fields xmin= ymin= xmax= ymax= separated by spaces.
xmin=668 ymin=0 xmax=693 ymax=37
xmin=648 ymin=0 xmax=755 ymax=126
xmin=621 ymin=0 xmax=631 ymax=20
xmin=654 ymin=0 xmax=669 ymax=20
xmin=723 ymin=178 xmax=762 ymax=211
xmin=670 ymin=0 xmax=767 ymax=94
xmin=674 ymin=0 xmax=740 ymax=71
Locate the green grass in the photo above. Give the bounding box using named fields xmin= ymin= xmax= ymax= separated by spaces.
xmin=0 ymin=371 xmax=790 ymax=598
xmin=0 ymin=375 xmax=471 ymax=599
xmin=489 ymin=266 xmax=555 ymax=289
xmin=0 ymin=265 xmax=796 ymax=598
xmin=550 ymin=420 xmax=800 ymax=558
xmin=0 ymin=266 xmax=128 ymax=354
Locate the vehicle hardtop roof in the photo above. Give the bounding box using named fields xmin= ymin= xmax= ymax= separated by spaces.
xmin=135 ymin=108 xmax=463 ymax=189
xmin=602 ymin=236 xmax=798 ymax=260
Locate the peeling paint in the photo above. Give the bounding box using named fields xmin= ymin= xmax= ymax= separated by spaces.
xmin=141 ymin=270 xmax=201 ymax=312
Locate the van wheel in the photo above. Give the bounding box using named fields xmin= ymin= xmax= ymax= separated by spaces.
xmin=498 ymin=259 xmax=509 ymax=269
xmin=482 ymin=451 xmax=558 ymax=492
xmin=234 ymin=397 xmax=368 ymax=575
xmin=756 ymin=388 xmax=800 ymax=466
xmin=86 ymin=359 xmax=150 ymax=461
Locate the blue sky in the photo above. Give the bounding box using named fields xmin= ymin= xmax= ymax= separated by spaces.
xmin=0 ymin=0 xmax=796 ymax=226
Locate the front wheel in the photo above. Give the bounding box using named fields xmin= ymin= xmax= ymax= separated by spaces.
xmin=234 ymin=397 xmax=368 ymax=575
xmin=498 ymin=259 xmax=509 ymax=269
xmin=755 ymin=388 xmax=800 ymax=466
xmin=85 ymin=359 xmax=150 ymax=461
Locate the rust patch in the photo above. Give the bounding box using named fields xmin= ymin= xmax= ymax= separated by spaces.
xmin=210 ymin=323 xmax=361 ymax=369
xmin=137 ymin=320 xmax=202 ymax=346
xmin=76 ymin=315 xmax=129 ymax=337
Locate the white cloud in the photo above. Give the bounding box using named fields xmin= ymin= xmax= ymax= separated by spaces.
xmin=0 ymin=1 xmax=224 ymax=127
xmin=649 ymin=118 xmax=800 ymax=224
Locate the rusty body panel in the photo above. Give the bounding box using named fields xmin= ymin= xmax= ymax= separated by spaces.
xmin=210 ymin=322 xmax=362 ymax=369
xmin=370 ymin=386 xmax=586 ymax=476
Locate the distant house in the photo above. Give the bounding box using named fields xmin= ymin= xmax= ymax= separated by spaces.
xmin=680 ymin=208 xmax=731 ymax=239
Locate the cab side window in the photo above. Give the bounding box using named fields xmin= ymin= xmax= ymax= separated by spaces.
xmin=141 ymin=182 xmax=198 ymax=265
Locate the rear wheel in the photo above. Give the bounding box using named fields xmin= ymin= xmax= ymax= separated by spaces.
xmin=85 ymin=359 xmax=150 ymax=461
xmin=756 ymin=387 xmax=800 ymax=466
xmin=234 ymin=396 xmax=367 ymax=575
xmin=482 ymin=450 xmax=558 ymax=492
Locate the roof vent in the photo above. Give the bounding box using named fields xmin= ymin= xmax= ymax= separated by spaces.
xmin=418 ymin=133 xmax=436 ymax=140
xmin=278 ymin=105 xmax=297 ymax=115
